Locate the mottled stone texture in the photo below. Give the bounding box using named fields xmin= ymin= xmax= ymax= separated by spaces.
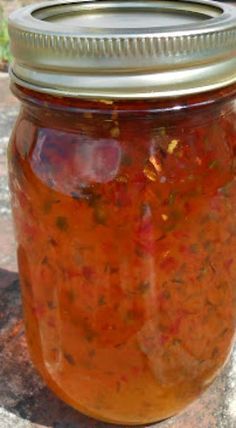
xmin=0 ymin=73 xmax=236 ymax=428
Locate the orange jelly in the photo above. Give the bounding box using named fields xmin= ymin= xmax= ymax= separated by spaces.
xmin=8 ymin=84 xmax=236 ymax=424
xmin=8 ymin=0 xmax=236 ymax=425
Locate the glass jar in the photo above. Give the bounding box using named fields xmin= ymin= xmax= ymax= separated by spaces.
xmin=8 ymin=0 xmax=236 ymax=425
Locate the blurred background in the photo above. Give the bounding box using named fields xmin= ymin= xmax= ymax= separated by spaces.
xmin=0 ymin=0 xmax=44 ymax=71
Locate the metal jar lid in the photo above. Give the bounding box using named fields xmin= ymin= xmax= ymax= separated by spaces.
xmin=8 ymin=0 xmax=236 ymax=99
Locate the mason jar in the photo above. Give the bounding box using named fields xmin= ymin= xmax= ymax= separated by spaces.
xmin=7 ymin=0 xmax=236 ymax=425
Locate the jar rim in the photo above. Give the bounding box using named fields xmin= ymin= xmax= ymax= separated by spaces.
xmin=8 ymin=0 xmax=236 ymax=100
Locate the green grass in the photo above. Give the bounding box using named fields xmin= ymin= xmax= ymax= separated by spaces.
xmin=0 ymin=7 xmax=12 ymax=64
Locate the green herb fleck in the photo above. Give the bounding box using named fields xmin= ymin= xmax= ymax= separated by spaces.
xmin=64 ymin=352 xmax=76 ymax=365
xmin=220 ymin=328 xmax=229 ymax=337
xmin=121 ymin=153 xmax=132 ymax=166
xmin=206 ymin=298 xmax=215 ymax=307
xmin=21 ymin=136 xmax=31 ymax=159
xmin=67 ymin=288 xmax=76 ymax=303
xmin=197 ymin=259 xmax=209 ymax=280
xmin=44 ymin=199 xmax=61 ymax=214
xmin=168 ymin=191 xmax=177 ymax=206
xmin=47 ymin=300 xmax=57 ymax=310
xmin=41 ymin=256 xmax=49 ymax=265
xmin=211 ymin=347 xmax=219 ymax=358
xmin=93 ymin=204 xmax=107 ymax=226
xmin=98 ymin=295 xmax=106 ymax=306
xmin=84 ymin=328 xmax=97 ymax=342
xmin=171 ymin=278 xmax=185 ymax=285
xmin=209 ymin=159 xmax=219 ymax=169
xmin=138 ymin=281 xmax=150 ymax=294
xmin=173 ymin=339 xmax=182 ymax=346
xmin=126 ymin=310 xmax=138 ymax=321
xmin=56 ymin=216 xmax=69 ymax=232
xmin=162 ymin=290 xmax=171 ymax=299
xmin=218 ymin=182 xmax=233 ymax=197
xmin=190 ymin=244 xmax=198 ymax=254
xmin=43 ymin=201 xmax=53 ymax=214
xmin=203 ymin=240 xmax=214 ymax=251
xmin=187 ymin=174 xmax=195 ymax=181
xmin=87 ymin=190 xmax=101 ymax=207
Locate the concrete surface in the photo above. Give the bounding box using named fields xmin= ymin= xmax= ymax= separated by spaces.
xmin=0 ymin=72 xmax=236 ymax=428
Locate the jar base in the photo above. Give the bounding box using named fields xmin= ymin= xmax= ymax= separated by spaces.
xmin=29 ymin=352 xmax=177 ymax=426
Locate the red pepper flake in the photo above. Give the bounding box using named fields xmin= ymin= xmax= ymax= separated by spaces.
xmin=131 ymin=366 xmax=141 ymax=375
xmin=66 ymin=270 xmax=81 ymax=280
xmin=160 ymin=256 xmax=177 ymax=272
xmin=104 ymin=263 xmax=119 ymax=274
xmin=32 ymin=304 xmax=46 ymax=318
xmin=169 ymin=317 xmax=182 ymax=335
xmin=47 ymin=318 xmax=56 ymax=328
xmin=135 ymin=240 xmax=156 ymax=257
xmin=173 ymin=230 xmax=190 ymax=239
xmin=82 ymin=266 xmax=95 ymax=282
xmin=160 ymin=334 xmax=169 ymax=346
xmin=224 ymin=258 xmax=233 ymax=272
xmin=102 ymin=242 xmax=114 ymax=253
xmin=137 ymin=218 xmax=153 ymax=236
xmin=113 ymin=182 xmax=131 ymax=207
xmin=135 ymin=216 xmax=156 ymax=256
xmin=178 ymin=244 xmax=186 ymax=254
xmin=132 ymin=173 xmax=147 ymax=191
xmin=120 ymin=374 xmax=128 ymax=383
xmin=184 ymin=202 xmax=192 ymax=215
